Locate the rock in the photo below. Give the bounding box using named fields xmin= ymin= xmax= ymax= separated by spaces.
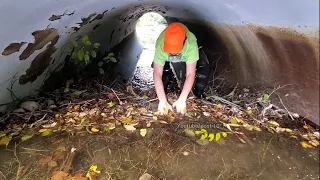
xmin=139 ymin=173 xmax=152 ymax=180
xmin=48 ymin=105 xmax=57 ymax=109
xmin=13 ymin=108 xmax=25 ymax=113
xmin=20 ymin=101 xmax=40 ymax=111
xmin=47 ymin=99 xmax=55 ymax=106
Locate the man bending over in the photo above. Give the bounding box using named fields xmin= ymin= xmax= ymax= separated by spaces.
xmin=152 ymin=22 xmax=210 ymax=115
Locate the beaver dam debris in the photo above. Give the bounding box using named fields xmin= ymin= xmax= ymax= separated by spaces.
xmin=0 ymin=71 xmax=319 ymax=179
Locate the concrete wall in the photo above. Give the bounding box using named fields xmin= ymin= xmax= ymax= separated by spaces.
xmin=0 ymin=0 xmax=319 ymax=123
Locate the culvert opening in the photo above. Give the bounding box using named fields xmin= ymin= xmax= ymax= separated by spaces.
xmin=132 ymin=12 xmax=168 ymax=91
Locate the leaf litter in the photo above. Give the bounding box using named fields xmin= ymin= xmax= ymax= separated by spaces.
xmin=0 ymin=70 xmax=318 ymax=179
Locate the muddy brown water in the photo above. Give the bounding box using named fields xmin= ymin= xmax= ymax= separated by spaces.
xmin=0 ymin=129 xmax=318 ymax=180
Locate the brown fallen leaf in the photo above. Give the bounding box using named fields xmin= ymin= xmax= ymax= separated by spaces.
xmin=53 ymin=150 xmax=65 ymax=161
xmin=70 ymin=173 xmax=87 ymax=180
xmin=16 ymin=166 xmax=24 ymax=178
xmin=107 ymin=93 xmax=115 ymax=99
xmin=39 ymin=156 xmax=52 ymax=166
xmin=51 ymin=171 xmax=68 ymax=180
xmin=73 ymin=105 xmax=80 ymax=111
xmin=127 ymin=85 xmax=137 ymax=96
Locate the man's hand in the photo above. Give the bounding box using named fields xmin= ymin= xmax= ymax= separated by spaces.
xmin=158 ymin=100 xmax=173 ymax=115
xmin=172 ymin=98 xmax=187 ymax=114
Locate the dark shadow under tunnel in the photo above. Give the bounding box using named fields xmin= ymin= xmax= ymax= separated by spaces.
xmin=0 ymin=1 xmax=319 ymax=124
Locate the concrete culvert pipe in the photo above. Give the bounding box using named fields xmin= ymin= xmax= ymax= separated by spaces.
xmin=0 ymin=0 xmax=319 ymax=124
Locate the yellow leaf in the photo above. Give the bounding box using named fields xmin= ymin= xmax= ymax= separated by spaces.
xmin=303 ymin=125 xmax=309 ymax=129
xmin=215 ymin=133 xmax=221 ymax=141
xmin=73 ymin=105 xmax=80 ymax=111
xmin=224 ymin=123 xmax=232 ymax=131
xmin=290 ymin=135 xmax=298 ymax=139
xmin=48 ymin=160 xmax=58 ymax=168
xmin=268 ymin=121 xmax=280 ymax=127
xmin=239 ymin=119 xmax=247 ymax=124
xmin=86 ymin=165 xmax=101 ymax=180
xmin=201 ymin=129 xmax=208 ymax=134
xmin=41 ymin=129 xmax=52 ymax=136
xmin=124 ymin=124 xmax=136 ymax=131
xmin=231 ymin=119 xmax=238 ymax=124
xmin=208 ymin=133 xmax=215 ymax=142
xmin=121 ymin=117 xmax=132 ymax=124
xmin=80 ymin=117 xmax=87 ymax=124
xmin=195 ymin=130 xmax=203 ymax=135
xmin=128 ymin=107 xmax=134 ymax=111
xmin=39 ymin=129 xmax=48 ymax=133
xmin=267 ymin=127 xmax=276 ymax=134
xmin=184 ymin=129 xmax=195 ymax=137
xmin=253 ymin=126 xmax=262 ymax=132
xmin=108 ymin=101 xmax=116 ymax=108
xmin=309 ymin=140 xmax=319 ymax=147
xmin=300 ymin=141 xmax=313 ymax=148
xmin=21 ymin=134 xmax=33 ymax=141
xmin=285 ymin=128 xmax=293 ymax=133
xmin=0 ymin=131 xmax=6 ymax=138
xmin=55 ymin=114 xmax=60 ymax=118
xmin=91 ymin=127 xmax=99 ymax=133
xmin=244 ymin=124 xmax=253 ymax=131
xmin=140 ymin=129 xmax=147 ymax=137
xmin=222 ymin=132 xmax=228 ymax=137
xmin=101 ymin=113 xmax=106 ymax=117
xmin=163 ymin=107 xmax=168 ymax=115
xmin=142 ymin=95 xmax=148 ymax=100
xmin=0 ymin=136 xmax=12 ymax=147
xmin=200 ymin=133 xmax=208 ymax=140
xmin=89 ymin=165 xmax=101 ymax=173
xmin=312 ymin=140 xmax=319 ymax=145
xmin=216 ymin=104 xmax=223 ymax=109
xmin=246 ymin=107 xmax=253 ymax=115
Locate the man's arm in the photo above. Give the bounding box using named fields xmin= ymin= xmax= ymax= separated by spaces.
xmin=178 ymin=62 xmax=197 ymax=101
xmin=153 ymin=63 xmax=167 ymax=102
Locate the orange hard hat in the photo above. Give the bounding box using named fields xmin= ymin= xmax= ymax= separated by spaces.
xmin=163 ymin=23 xmax=186 ymax=54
